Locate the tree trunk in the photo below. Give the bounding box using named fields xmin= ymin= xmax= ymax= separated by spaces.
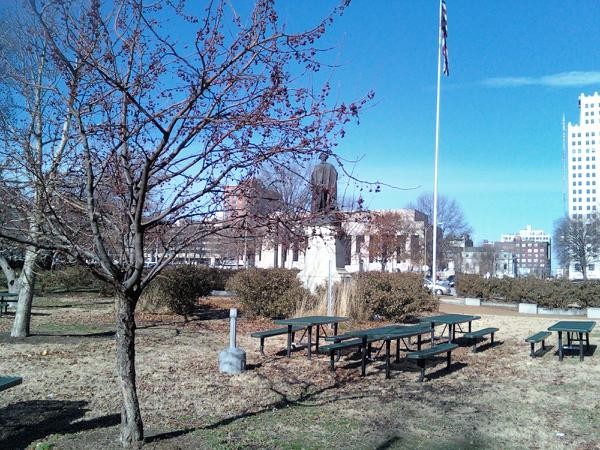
xmin=10 ymin=247 xmax=38 ymax=338
xmin=115 ymin=290 xmax=144 ymax=448
xmin=0 ymin=255 xmax=20 ymax=293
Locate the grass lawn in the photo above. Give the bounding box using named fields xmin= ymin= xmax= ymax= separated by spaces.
xmin=1 ymin=294 xmax=599 ymax=449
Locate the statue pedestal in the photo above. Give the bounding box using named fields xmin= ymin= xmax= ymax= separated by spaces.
xmin=298 ymin=224 xmax=351 ymax=293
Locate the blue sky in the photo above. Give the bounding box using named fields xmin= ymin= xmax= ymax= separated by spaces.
xmin=274 ymin=1 xmax=600 ymax=244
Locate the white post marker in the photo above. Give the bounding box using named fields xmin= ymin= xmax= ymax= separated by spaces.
xmin=229 ymin=308 xmax=237 ymax=349
xmin=218 ymin=308 xmax=246 ymax=374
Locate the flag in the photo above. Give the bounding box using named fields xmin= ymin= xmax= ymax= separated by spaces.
xmin=441 ymin=0 xmax=449 ymax=76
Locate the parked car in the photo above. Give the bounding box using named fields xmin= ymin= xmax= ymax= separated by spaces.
xmin=447 ymin=275 xmax=455 ymax=288
xmin=424 ymin=279 xmax=449 ymax=295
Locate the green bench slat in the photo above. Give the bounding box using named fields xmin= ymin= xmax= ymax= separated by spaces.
xmin=406 ymin=343 xmax=458 ymax=360
xmin=251 ymin=326 xmax=303 ymax=338
xmin=525 ymin=331 xmax=551 ymax=343
xmin=320 ymin=338 xmax=364 ymax=352
xmin=463 ymin=327 xmax=499 ymax=339
xmin=0 ymin=376 xmax=22 ymax=392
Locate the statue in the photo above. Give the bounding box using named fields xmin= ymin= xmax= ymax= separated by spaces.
xmin=311 ymin=153 xmax=338 ymax=213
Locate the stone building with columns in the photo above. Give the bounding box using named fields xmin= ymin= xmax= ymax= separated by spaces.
xmin=254 ymin=208 xmax=429 ymax=275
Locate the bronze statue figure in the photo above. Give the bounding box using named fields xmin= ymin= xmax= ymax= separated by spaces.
xmin=311 ymin=153 xmax=338 ymax=213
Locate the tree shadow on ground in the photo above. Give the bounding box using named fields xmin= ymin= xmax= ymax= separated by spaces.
xmin=33 ymin=330 xmax=117 ymax=339
xmin=0 ymin=400 xmax=119 ymax=449
xmin=34 ymin=300 xmax=113 ymax=309
xmin=146 ymin=372 xmax=361 ymax=444
xmin=0 ymin=331 xmax=115 ymax=345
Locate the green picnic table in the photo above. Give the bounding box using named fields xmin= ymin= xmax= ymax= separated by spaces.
xmin=419 ymin=314 xmax=481 ymax=348
xmin=548 ymin=320 xmax=596 ymax=361
xmin=273 ymin=316 xmax=349 ymax=359
xmin=330 ymin=323 xmax=431 ymax=377
xmin=0 ymin=292 xmax=18 ymax=317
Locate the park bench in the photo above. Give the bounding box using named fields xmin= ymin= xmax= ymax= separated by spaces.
xmin=463 ymin=327 xmax=499 ymax=353
xmin=525 ymin=331 xmax=551 ymax=357
xmin=0 ymin=293 xmax=18 ymax=317
xmin=0 ymin=376 xmax=22 ymax=392
xmin=406 ymin=342 xmax=458 ymax=382
xmin=320 ymin=337 xmax=381 ymax=371
xmin=251 ymin=326 xmax=304 ymax=355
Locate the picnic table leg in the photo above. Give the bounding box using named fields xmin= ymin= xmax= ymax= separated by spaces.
xmin=286 ymin=325 xmax=293 ymax=357
xmin=417 ymin=334 xmax=422 ymax=351
xmin=452 ymin=324 xmax=456 ymax=342
xmin=430 ymin=323 xmax=435 ymax=348
xmin=558 ymin=331 xmax=563 ymax=361
xmin=530 ymin=342 xmax=535 ymax=357
xmin=468 ymin=321 xmax=472 ymax=333
xmin=579 ymin=332 xmax=584 ymax=361
xmin=567 ymin=332 xmax=571 ymax=347
xmin=395 ymin=339 xmax=400 ymax=363
xmin=446 ymin=350 xmax=452 ymax=370
xmin=417 ymin=360 xmax=425 ymax=383
xmin=586 ymin=332 xmax=590 ymax=350
xmin=315 ymin=325 xmax=320 ymax=353
xmin=361 ymin=336 xmax=368 ymax=377
xmin=385 ymin=340 xmax=391 ymax=379
xmin=307 ymin=326 xmax=313 ymax=359
xmin=329 ymin=350 xmax=335 ymax=371
xmin=333 ymin=322 xmax=338 ymax=336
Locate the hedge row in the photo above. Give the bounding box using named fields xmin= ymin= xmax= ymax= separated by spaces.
xmin=456 ymin=274 xmax=600 ymax=308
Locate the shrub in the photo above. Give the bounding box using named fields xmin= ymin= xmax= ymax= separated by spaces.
xmin=456 ymin=274 xmax=600 ymax=308
xmin=226 ymin=268 xmax=313 ymax=319
xmin=353 ymin=272 xmax=437 ymax=322
xmin=140 ymin=265 xmax=213 ymax=317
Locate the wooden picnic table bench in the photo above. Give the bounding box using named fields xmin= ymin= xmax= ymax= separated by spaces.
xmin=525 ymin=331 xmax=551 ymax=357
xmin=251 ymin=326 xmax=304 ymax=355
xmin=463 ymin=327 xmax=499 ymax=353
xmin=406 ymin=342 xmax=458 ymax=382
xmin=0 ymin=376 xmax=22 ymax=392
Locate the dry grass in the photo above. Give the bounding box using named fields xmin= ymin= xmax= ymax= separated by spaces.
xmin=1 ymin=294 xmax=600 ymax=449
xmin=295 ymin=280 xmax=369 ymax=320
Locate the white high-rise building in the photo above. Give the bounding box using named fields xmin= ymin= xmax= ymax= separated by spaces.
xmin=500 ymin=225 xmax=550 ymax=243
xmin=567 ymin=92 xmax=600 ymax=279
xmin=567 ymin=92 xmax=600 ymax=219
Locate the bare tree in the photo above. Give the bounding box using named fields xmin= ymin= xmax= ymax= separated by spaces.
xmin=478 ymin=245 xmax=496 ymax=276
xmin=0 ymin=0 xmax=369 ymax=447
xmin=554 ymin=216 xmax=600 ymax=280
xmin=0 ymin=4 xmax=78 ymax=337
xmin=367 ymin=211 xmax=416 ymax=272
xmin=407 ymin=192 xmax=472 ymax=268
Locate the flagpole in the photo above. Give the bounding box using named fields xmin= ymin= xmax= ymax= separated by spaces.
xmin=431 ymin=0 xmax=443 ymax=285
